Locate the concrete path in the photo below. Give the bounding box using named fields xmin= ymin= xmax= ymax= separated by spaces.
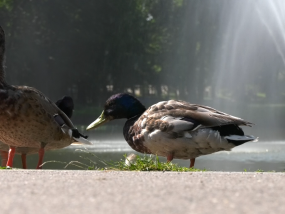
xmin=0 ymin=170 xmax=284 ymax=214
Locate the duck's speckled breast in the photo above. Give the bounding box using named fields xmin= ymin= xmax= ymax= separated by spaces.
xmin=0 ymin=86 xmax=70 ymax=148
xmin=123 ymin=116 xmax=152 ymax=154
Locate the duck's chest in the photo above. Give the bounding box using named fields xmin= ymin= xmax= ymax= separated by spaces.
xmin=123 ymin=118 xmax=152 ymax=154
xmin=0 ymin=89 xmax=63 ymax=147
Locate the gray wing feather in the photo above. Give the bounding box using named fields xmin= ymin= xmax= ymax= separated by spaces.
xmin=161 ymin=116 xmax=196 ymax=132
xmin=143 ymin=100 xmax=253 ymax=128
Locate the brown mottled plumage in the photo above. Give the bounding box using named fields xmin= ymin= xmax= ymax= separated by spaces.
xmin=0 ymin=85 xmax=74 ymax=149
xmin=0 ymin=96 xmax=75 ymax=168
xmin=124 ymin=115 xmax=151 ymax=154
xmin=86 ymin=93 xmax=257 ymax=168
xmin=0 ymin=26 xmax=90 ymax=168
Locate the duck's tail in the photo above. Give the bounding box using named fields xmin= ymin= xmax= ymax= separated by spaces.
xmin=60 ymin=124 xmax=92 ymax=145
xmin=71 ymin=128 xmax=92 ymax=145
xmin=0 ymin=26 xmax=6 ymax=82
xmin=225 ymin=135 xmax=258 ymax=146
xmin=54 ymin=112 xmax=91 ymax=145
xmin=72 ymin=136 xmax=92 ymax=145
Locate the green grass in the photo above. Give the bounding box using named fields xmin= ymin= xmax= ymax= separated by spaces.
xmin=0 ymin=166 xmax=12 ymax=169
xmin=97 ymin=154 xmax=204 ymax=172
xmin=43 ymin=150 xmax=204 ymax=172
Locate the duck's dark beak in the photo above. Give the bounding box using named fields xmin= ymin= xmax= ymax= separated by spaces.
xmin=86 ymin=111 xmax=109 ymax=130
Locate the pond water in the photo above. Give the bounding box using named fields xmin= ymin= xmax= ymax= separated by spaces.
xmin=16 ymin=139 xmax=285 ymax=172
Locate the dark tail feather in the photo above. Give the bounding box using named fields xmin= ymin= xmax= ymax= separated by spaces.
xmin=225 ymin=135 xmax=257 ymax=146
xmin=72 ymin=129 xmax=88 ymax=139
xmin=212 ymin=124 xmax=245 ymax=136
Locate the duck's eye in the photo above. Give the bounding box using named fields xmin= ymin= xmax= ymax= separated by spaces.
xmin=105 ymin=109 xmax=114 ymax=116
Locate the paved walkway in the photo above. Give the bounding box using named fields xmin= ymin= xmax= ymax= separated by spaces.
xmin=0 ymin=170 xmax=284 ymax=214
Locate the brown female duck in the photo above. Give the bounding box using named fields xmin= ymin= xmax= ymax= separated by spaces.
xmin=86 ymin=93 xmax=256 ymax=168
xmin=0 ymin=26 xmax=90 ymax=169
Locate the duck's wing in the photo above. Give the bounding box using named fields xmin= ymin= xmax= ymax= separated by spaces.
xmin=16 ymin=86 xmax=91 ymax=145
xmin=17 ymin=86 xmax=73 ymax=124
xmin=129 ymin=100 xmax=256 ymax=157
xmin=138 ymin=100 xmax=253 ymax=129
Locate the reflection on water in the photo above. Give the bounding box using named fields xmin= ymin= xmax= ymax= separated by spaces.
xmin=14 ymin=140 xmax=285 ymax=172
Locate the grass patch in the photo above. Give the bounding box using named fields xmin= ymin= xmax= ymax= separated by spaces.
xmin=100 ymin=154 xmax=204 ymax=172
xmin=42 ymin=150 xmax=204 ymax=172
xmin=0 ymin=166 xmax=12 ymax=170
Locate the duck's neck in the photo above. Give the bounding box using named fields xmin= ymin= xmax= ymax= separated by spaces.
xmin=123 ymin=104 xmax=145 ymax=139
xmin=0 ymin=52 xmax=4 ymax=83
xmin=0 ymin=62 xmax=6 ymax=84
xmin=125 ymin=114 xmax=141 ymax=129
xmin=125 ymin=105 xmax=146 ymax=119
xmin=0 ymin=27 xmax=6 ymax=83
xmin=123 ymin=114 xmax=151 ymax=154
xmin=123 ymin=114 xmax=142 ymax=143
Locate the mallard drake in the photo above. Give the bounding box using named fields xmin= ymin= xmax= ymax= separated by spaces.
xmin=86 ymin=93 xmax=257 ymax=168
xmin=0 ymin=26 xmax=91 ymax=169
xmin=0 ymin=95 xmax=75 ymax=168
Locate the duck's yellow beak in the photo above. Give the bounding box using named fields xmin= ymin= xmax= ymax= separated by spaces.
xmin=86 ymin=111 xmax=109 ymax=130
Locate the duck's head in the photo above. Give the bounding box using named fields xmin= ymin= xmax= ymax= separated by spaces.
xmin=60 ymin=96 xmax=74 ymax=109
xmin=56 ymin=96 xmax=74 ymax=118
xmin=86 ymin=93 xmax=146 ymax=130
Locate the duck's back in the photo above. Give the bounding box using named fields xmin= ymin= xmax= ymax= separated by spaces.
xmin=138 ymin=100 xmax=252 ymax=127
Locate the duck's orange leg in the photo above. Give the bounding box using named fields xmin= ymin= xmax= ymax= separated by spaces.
xmin=190 ymin=158 xmax=195 ymax=168
xmin=36 ymin=148 xmax=45 ymax=169
xmin=167 ymin=153 xmax=174 ymax=162
xmin=21 ymin=154 xmax=27 ymax=169
xmin=6 ymin=146 xmax=16 ymax=168
xmin=0 ymin=151 xmax=8 ymax=167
